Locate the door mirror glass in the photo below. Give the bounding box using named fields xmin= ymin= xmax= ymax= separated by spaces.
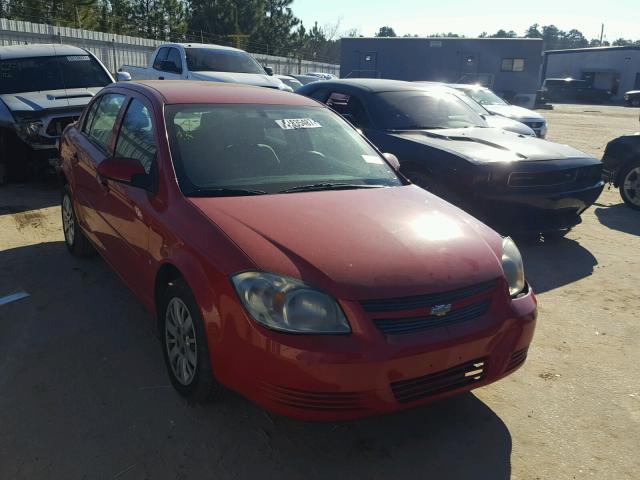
xmin=97 ymin=157 xmax=149 ymax=189
xmin=382 ymin=153 xmax=400 ymax=171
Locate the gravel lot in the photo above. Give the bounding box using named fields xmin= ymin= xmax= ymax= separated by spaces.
xmin=0 ymin=104 xmax=638 ymax=479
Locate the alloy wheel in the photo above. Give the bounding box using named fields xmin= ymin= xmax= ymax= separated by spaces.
xmin=62 ymin=194 xmax=75 ymax=246
xmin=165 ymin=297 xmax=198 ymax=386
xmin=623 ymin=166 xmax=640 ymax=207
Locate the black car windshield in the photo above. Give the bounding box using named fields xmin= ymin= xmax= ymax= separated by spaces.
xmin=374 ymin=91 xmax=487 ymax=130
xmin=461 ymin=88 xmax=508 ymax=106
xmin=185 ymin=48 xmax=265 ymax=74
xmin=165 ymin=104 xmax=402 ymax=195
xmin=0 ymin=55 xmax=112 ymax=95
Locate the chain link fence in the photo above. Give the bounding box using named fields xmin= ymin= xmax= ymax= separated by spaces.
xmin=0 ymin=17 xmax=340 ymax=76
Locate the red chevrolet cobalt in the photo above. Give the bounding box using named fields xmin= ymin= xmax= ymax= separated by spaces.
xmin=59 ymin=81 xmax=536 ymax=420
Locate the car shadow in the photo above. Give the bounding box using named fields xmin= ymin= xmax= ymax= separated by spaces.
xmin=594 ymin=203 xmax=640 ymax=236
xmin=517 ymin=236 xmax=598 ymax=294
xmin=0 ymin=241 xmax=513 ymax=479
xmin=0 ymin=181 xmax=60 ymax=216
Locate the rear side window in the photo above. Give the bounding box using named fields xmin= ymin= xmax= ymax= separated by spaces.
xmin=84 ymin=94 xmax=125 ymax=152
xmin=115 ymin=99 xmax=157 ymax=174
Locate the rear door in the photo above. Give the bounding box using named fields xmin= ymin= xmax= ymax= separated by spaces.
xmin=71 ymin=92 xmax=126 ymax=251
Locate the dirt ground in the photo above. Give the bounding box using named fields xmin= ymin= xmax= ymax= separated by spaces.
xmin=0 ymin=104 xmax=639 ymax=479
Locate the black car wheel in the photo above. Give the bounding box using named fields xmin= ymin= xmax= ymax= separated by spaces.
xmin=160 ymin=278 xmax=220 ymax=403
xmin=620 ymin=161 xmax=640 ymax=210
xmin=631 ymin=98 xmax=640 ymax=107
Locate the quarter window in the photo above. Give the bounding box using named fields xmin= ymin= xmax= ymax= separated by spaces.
xmin=115 ymin=99 xmax=157 ymax=174
xmin=501 ymin=58 xmax=525 ymax=72
xmin=84 ymin=94 xmax=125 ymax=152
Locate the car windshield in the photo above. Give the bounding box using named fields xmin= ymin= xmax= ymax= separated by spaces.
xmin=165 ymin=104 xmax=402 ymax=195
xmin=0 ymin=55 xmax=112 ymax=95
xmin=185 ymin=48 xmax=265 ymax=74
xmin=462 ymin=88 xmax=508 ymax=106
xmin=373 ymin=91 xmax=487 ymax=130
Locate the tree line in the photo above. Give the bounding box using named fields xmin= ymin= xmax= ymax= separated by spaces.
xmin=376 ymin=24 xmax=640 ymax=50
xmin=0 ymin=0 xmax=344 ymax=62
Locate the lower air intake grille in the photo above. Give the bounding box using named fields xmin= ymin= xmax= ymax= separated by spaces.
xmin=261 ymin=384 xmax=365 ymax=411
xmin=505 ymin=347 xmax=528 ymax=373
xmin=391 ymin=358 xmax=487 ymax=403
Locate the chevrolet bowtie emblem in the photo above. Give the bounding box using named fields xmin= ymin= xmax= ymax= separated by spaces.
xmin=430 ymin=304 xmax=452 ymax=317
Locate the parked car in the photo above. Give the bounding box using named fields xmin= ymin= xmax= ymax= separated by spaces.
xmin=0 ymin=44 xmax=116 ymax=182
xmin=416 ymin=82 xmax=536 ymax=137
xmin=449 ymin=84 xmax=548 ymax=138
xmin=602 ymin=116 xmax=640 ymax=209
xmin=298 ymin=79 xmax=604 ymax=234
xmin=275 ymin=74 xmax=303 ymax=91
xmin=58 ymin=80 xmax=537 ymax=421
xmin=624 ymin=90 xmax=640 ymax=107
xmin=290 ymin=74 xmax=322 ymax=86
xmin=120 ymin=43 xmax=288 ymax=91
xmin=306 ymin=72 xmax=337 ymax=80
xmin=540 ymin=78 xmax=611 ymax=105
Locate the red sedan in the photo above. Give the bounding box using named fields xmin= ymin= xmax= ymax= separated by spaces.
xmin=59 ymin=81 xmax=537 ymax=421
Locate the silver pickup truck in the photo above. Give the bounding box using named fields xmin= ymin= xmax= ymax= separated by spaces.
xmin=0 ymin=44 xmax=116 ymax=182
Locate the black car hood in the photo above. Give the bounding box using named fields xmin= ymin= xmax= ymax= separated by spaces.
xmin=387 ymin=127 xmax=591 ymax=164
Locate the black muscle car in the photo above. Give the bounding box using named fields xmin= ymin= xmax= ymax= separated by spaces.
xmin=602 ymin=125 xmax=640 ymax=210
xmin=298 ymin=79 xmax=604 ymax=234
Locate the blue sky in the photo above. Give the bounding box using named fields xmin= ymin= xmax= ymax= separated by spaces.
xmin=292 ymin=0 xmax=637 ymax=41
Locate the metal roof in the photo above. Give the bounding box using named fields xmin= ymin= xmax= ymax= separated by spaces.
xmin=0 ymin=44 xmax=87 ymax=60
xmin=545 ymin=45 xmax=640 ymax=55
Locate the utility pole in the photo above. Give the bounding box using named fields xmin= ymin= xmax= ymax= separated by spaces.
xmin=599 ymin=24 xmax=605 ymax=46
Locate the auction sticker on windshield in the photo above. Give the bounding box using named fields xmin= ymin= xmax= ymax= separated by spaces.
xmin=275 ymin=118 xmax=322 ymax=130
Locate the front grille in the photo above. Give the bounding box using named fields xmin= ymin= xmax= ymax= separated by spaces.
xmin=360 ymin=279 xmax=496 ymax=313
xmin=505 ymin=347 xmax=528 ymax=373
xmin=46 ymin=116 xmax=79 ymax=136
xmin=525 ymin=121 xmax=544 ymax=129
xmin=391 ymin=358 xmax=487 ymax=403
xmin=261 ymin=384 xmax=365 ymax=411
xmin=508 ymin=169 xmax=578 ymax=187
xmin=374 ymin=300 xmax=490 ymax=335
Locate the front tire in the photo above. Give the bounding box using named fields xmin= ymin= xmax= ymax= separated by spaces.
xmin=61 ymin=185 xmax=95 ymax=256
xmin=160 ymin=279 xmax=219 ymax=403
xmin=619 ymin=161 xmax=640 ymax=210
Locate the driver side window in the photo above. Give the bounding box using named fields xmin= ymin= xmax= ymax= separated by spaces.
xmin=326 ymin=92 xmax=370 ymax=128
xmin=115 ymin=99 xmax=157 ymax=174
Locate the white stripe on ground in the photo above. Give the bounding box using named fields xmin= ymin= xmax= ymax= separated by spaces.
xmin=0 ymin=291 xmax=30 ymax=307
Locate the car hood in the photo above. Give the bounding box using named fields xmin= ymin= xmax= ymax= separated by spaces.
xmin=190 ymin=71 xmax=284 ymax=89
xmin=484 ymin=115 xmax=535 ymax=136
xmin=189 ymin=186 xmax=504 ymax=300
xmin=484 ymin=104 xmax=545 ymax=122
xmin=0 ymin=87 xmax=101 ymax=113
xmin=387 ymin=127 xmax=589 ymax=163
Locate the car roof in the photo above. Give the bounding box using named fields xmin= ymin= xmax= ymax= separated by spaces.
xmin=447 ymin=83 xmax=488 ymax=90
xmin=313 ymin=78 xmax=438 ymax=93
xmin=0 ymin=43 xmax=88 ymax=60
xmin=115 ymin=80 xmax=320 ymax=106
xmin=166 ymin=42 xmax=244 ymax=53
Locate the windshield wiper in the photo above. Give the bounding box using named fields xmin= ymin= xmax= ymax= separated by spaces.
xmin=279 ymin=183 xmax=387 ymax=194
xmin=186 ymin=187 xmax=267 ymax=197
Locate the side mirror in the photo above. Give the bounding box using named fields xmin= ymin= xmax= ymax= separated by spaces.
xmin=263 ymin=65 xmax=274 ymax=76
xmin=116 ymin=71 xmax=131 ymax=82
xmin=97 ymin=157 xmax=150 ymax=189
xmin=382 ymin=153 xmax=401 ymax=171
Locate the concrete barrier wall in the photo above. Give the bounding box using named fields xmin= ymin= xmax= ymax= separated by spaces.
xmin=0 ymin=18 xmax=340 ymax=76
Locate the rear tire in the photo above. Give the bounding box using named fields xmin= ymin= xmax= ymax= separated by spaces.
xmin=619 ymin=161 xmax=640 ymax=211
xmin=61 ymin=185 xmax=95 ymax=256
xmin=160 ymin=278 xmax=219 ymax=403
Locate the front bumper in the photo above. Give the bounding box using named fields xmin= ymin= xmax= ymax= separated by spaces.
xmin=211 ymin=283 xmax=537 ymax=421
xmin=474 ymin=180 xmax=604 ymax=233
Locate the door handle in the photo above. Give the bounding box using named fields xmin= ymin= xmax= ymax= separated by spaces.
xmin=99 ymin=175 xmax=109 ymax=191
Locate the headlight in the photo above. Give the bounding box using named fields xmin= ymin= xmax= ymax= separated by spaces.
xmin=18 ymin=120 xmax=43 ymax=138
xmin=501 ymin=237 xmax=525 ymax=297
xmin=231 ymin=271 xmax=351 ymax=334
